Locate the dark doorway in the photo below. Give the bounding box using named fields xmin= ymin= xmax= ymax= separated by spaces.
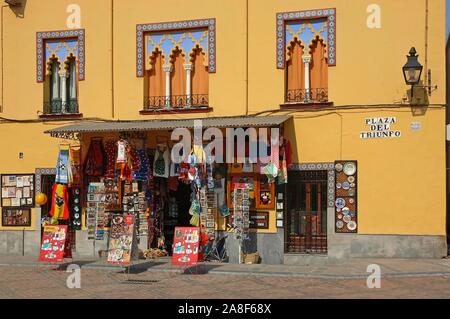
xmin=286 ymin=170 xmax=327 ymax=254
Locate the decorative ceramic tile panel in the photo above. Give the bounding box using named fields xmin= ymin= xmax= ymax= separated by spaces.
xmin=36 ymin=29 xmax=85 ymax=82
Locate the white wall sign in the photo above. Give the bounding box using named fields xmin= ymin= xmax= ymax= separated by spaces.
xmin=360 ymin=117 xmax=401 ymax=139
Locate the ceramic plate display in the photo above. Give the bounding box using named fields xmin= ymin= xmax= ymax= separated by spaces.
xmin=350 ymin=183 xmax=356 ymax=188
xmin=342 ymin=207 xmax=350 ymax=214
xmin=342 ymin=182 xmax=350 ymax=190
xmin=336 ymin=183 xmax=342 ymax=189
xmin=336 ymin=220 xmax=344 ymax=229
xmin=348 ymin=188 xmax=356 ymax=197
xmin=335 ymin=163 xmax=343 ymax=172
xmin=343 ymin=215 xmax=352 ymax=223
xmin=335 ymin=198 xmax=346 ymax=209
xmin=348 ymin=176 xmax=355 ymax=183
xmin=347 ymin=221 xmax=357 ymax=231
xmin=337 ymin=214 xmax=343 ymax=220
xmin=336 ymin=208 xmax=341 ymax=213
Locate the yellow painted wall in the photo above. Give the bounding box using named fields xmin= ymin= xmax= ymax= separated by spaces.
xmin=0 ymin=0 xmax=446 ymax=236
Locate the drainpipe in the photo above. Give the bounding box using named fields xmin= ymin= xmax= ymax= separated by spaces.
xmin=0 ymin=5 xmax=7 ymax=113
xmin=424 ymin=0 xmax=429 ymax=86
xmin=245 ymin=0 xmax=249 ymax=115
xmin=111 ymin=0 xmax=115 ymax=118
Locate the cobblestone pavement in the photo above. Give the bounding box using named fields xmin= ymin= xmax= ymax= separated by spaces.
xmin=1 ymin=265 xmax=450 ymax=299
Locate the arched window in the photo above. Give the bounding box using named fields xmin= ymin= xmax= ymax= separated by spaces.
xmin=46 ymin=58 xmax=61 ymax=114
xmin=142 ymin=24 xmax=213 ymax=111
xmin=310 ymin=38 xmax=328 ymax=102
xmin=146 ymin=50 xmax=166 ymax=108
xmin=66 ymin=56 xmax=78 ymax=113
xmin=284 ymin=18 xmax=330 ymax=104
xmin=191 ymin=47 xmax=209 ymax=107
xmin=170 ymin=48 xmax=187 ymax=107
xmin=45 ymin=57 xmax=78 ymax=114
xmin=286 ymin=39 xmax=305 ymax=102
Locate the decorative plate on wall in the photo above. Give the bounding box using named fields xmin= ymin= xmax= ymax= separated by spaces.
xmin=347 ymin=221 xmax=357 ymax=231
xmin=336 ymin=220 xmax=344 ymax=229
xmin=343 ymin=162 xmax=357 ymax=176
xmin=335 ymin=198 xmax=346 ymax=209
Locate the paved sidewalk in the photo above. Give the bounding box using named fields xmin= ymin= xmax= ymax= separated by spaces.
xmin=2 ymin=255 xmax=450 ymax=279
xmin=2 ymin=256 xmax=450 ymax=298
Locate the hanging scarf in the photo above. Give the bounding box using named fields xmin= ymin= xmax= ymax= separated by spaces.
xmin=104 ymin=140 xmax=117 ymax=179
xmin=55 ymin=146 xmax=70 ymax=185
xmin=69 ymin=145 xmax=82 ymax=186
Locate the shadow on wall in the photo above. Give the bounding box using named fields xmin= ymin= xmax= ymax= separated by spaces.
xmin=7 ymin=0 xmax=27 ymax=18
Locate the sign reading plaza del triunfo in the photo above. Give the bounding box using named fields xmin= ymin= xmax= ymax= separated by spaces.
xmin=360 ymin=117 xmax=401 ymax=139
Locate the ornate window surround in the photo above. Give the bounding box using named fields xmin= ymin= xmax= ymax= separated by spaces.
xmin=35 ymin=168 xmax=56 ymax=196
xmin=136 ymin=18 xmax=216 ymax=77
xmin=36 ymin=29 xmax=85 ymax=83
xmin=288 ymin=162 xmax=335 ymax=208
xmin=276 ymin=8 xmax=336 ymax=69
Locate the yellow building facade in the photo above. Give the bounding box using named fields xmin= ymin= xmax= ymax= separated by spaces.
xmin=0 ymin=0 xmax=446 ymax=262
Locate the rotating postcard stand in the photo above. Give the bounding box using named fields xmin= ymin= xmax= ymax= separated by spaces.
xmin=38 ymin=225 xmax=74 ymax=271
xmin=233 ymin=187 xmax=250 ymax=264
xmin=107 ymin=214 xmax=139 ymax=281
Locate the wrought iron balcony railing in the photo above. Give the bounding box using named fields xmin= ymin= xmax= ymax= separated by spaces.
xmin=44 ymin=98 xmax=79 ymax=115
xmin=144 ymin=94 xmax=209 ymax=110
xmin=285 ymin=88 xmax=328 ymax=104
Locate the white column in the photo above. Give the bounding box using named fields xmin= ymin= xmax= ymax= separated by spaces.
xmin=163 ymin=64 xmax=173 ymax=109
xmin=59 ymin=69 xmax=68 ymax=113
xmin=184 ymin=63 xmax=194 ymax=108
xmin=302 ymin=55 xmax=312 ymax=103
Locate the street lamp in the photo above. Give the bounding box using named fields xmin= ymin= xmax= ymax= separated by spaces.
xmin=403 ymin=47 xmax=423 ymax=86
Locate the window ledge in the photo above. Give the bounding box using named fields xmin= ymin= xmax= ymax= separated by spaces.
xmin=280 ymin=101 xmax=334 ymax=109
xmin=39 ymin=113 xmax=83 ymax=120
xmin=140 ymin=107 xmax=213 ymax=115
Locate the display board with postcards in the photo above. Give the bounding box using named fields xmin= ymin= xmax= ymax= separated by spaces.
xmin=334 ymin=161 xmax=358 ymax=233
xmin=233 ymin=187 xmax=250 ymax=240
xmin=107 ymin=214 xmax=135 ymax=265
xmin=86 ymin=183 xmax=107 ymax=240
xmin=122 ymin=192 xmax=148 ymax=237
xmin=104 ymin=179 xmax=120 ymax=210
xmin=1 ymin=174 xmax=35 ymax=208
xmin=2 ymin=208 xmax=31 ymax=227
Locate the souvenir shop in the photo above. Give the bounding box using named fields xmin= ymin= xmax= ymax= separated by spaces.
xmin=41 ymin=116 xmax=292 ymax=264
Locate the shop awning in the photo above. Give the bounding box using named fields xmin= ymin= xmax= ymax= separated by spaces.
xmin=44 ymin=115 xmax=292 ymax=139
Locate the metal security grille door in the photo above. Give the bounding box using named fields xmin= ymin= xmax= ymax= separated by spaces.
xmin=286 ymin=171 xmax=328 ymax=254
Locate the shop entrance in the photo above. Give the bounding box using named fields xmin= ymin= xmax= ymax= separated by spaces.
xmin=285 ymin=170 xmax=327 ymax=254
